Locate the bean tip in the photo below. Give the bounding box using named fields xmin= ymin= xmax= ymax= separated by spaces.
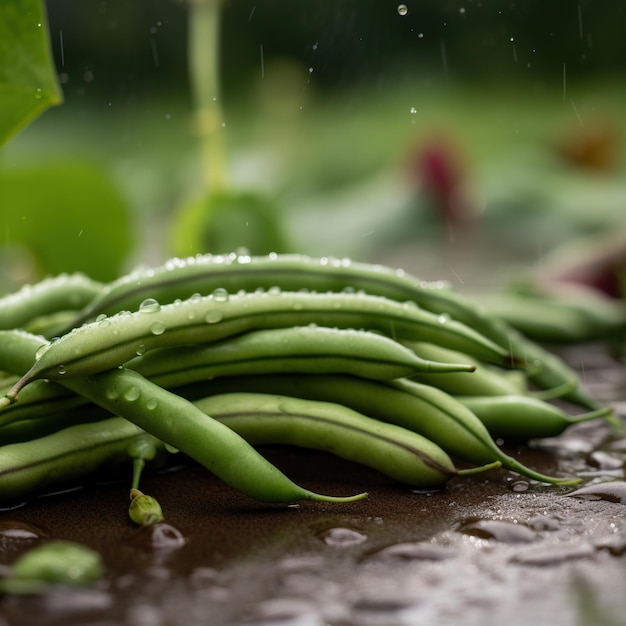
xmin=309 ymin=491 xmax=368 ymax=503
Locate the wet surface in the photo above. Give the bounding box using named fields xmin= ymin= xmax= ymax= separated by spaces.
xmin=1 ymin=344 xmax=626 ymax=625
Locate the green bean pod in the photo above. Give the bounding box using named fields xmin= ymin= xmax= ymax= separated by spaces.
xmin=478 ymin=290 xmax=626 ymax=343
xmin=0 ymin=331 xmax=366 ymax=503
xmin=0 ymin=416 xmax=167 ymax=500
xmin=127 ymin=326 xmax=476 ymax=383
xmin=454 ymin=395 xmax=615 ymax=439
xmin=193 ymin=392 xmax=500 ymax=487
xmin=56 ymin=252 xmax=597 ymax=409
xmin=4 ymin=290 xmax=511 ymax=403
xmin=404 ymin=341 xmax=528 ymax=396
xmin=181 ymin=374 xmax=581 ymax=485
xmin=0 ymin=273 xmax=103 ymax=331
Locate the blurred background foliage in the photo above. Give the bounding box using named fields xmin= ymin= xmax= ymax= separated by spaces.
xmin=1 ymin=0 xmax=625 ymax=294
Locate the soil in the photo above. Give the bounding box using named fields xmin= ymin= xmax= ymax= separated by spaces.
xmin=0 ymin=343 xmax=625 ymax=626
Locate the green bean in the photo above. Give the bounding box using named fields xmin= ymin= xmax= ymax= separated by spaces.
xmin=478 ymin=290 xmax=626 ymax=343
xmin=192 ymin=392 xmax=500 ymax=487
xmin=0 ymin=273 xmax=103 ymax=331
xmin=0 ymin=416 xmax=168 ymax=500
xmin=404 ymin=341 xmax=528 ymax=396
xmin=181 ymin=374 xmax=581 ymax=485
xmin=56 ymin=252 xmax=596 ymax=408
xmin=0 ymin=331 xmax=366 ymax=503
xmin=454 ymin=395 xmax=615 ymax=439
xmin=0 ymin=404 xmax=108 ymax=445
xmin=3 ymin=290 xmax=511 ymax=404
xmin=127 ymin=326 xmax=476 ymax=383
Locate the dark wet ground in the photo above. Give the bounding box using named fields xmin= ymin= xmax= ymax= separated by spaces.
xmin=1 ymin=343 xmax=626 ymax=626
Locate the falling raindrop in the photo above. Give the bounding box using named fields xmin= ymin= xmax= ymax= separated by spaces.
xmin=397 ymin=4 xmax=408 ymax=16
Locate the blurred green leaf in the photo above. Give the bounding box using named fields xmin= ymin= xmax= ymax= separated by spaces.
xmin=0 ymin=164 xmax=133 ymax=282
xmin=171 ymin=190 xmax=290 ymax=257
xmin=0 ymin=0 xmax=63 ymax=146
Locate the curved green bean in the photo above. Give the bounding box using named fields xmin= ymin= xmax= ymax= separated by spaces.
xmin=181 ymin=373 xmax=581 ymax=485
xmin=404 ymin=341 xmax=528 ymax=396
xmin=454 ymin=395 xmax=614 ymax=439
xmin=0 ymin=273 xmax=103 ymax=331
xmin=127 ymin=325 xmax=476 ymax=383
xmin=192 ymin=392 xmax=500 ymax=487
xmin=0 ymin=416 xmax=167 ymax=500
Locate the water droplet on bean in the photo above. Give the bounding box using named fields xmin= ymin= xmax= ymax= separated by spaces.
xmin=135 ymin=344 xmax=146 ymax=356
xmin=211 ymin=288 xmax=229 ymax=302
xmin=57 ymin=365 xmax=67 ymax=376
xmin=124 ymin=386 xmax=141 ymax=402
xmin=139 ymin=298 xmax=161 ymax=313
xmin=150 ymin=321 xmax=166 ymax=336
xmin=205 ymin=310 xmax=223 ymax=324
xmin=35 ymin=345 xmax=49 ymax=361
xmin=146 ymin=398 xmax=159 ymax=411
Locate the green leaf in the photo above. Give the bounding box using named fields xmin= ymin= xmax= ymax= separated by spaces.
xmin=0 ymin=163 xmax=133 ymax=283
xmin=171 ymin=190 xmax=290 ymax=257
xmin=0 ymin=0 xmax=63 ymax=146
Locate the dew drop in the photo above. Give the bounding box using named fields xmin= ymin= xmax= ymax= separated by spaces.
xmin=397 ymin=4 xmax=408 ymax=16
xmin=205 ymin=310 xmax=223 ymax=324
xmin=105 ymin=387 xmax=120 ymax=401
xmin=437 ymin=313 xmax=451 ymax=324
xmin=57 ymin=365 xmax=67 ymax=376
xmin=146 ymin=398 xmax=159 ymax=411
xmin=35 ymin=345 xmax=49 ymax=361
xmin=135 ymin=344 xmax=146 ymax=356
xmin=409 ymin=106 xmax=417 ymax=114
xmin=211 ymin=288 xmax=229 ymax=302
xmin=150 ymin=321 xmax=166 ymax=336
xmin=124 ymin=386 xmax=141 ymax=402
xmin=139 ymin=298 xmax=161 ymax=313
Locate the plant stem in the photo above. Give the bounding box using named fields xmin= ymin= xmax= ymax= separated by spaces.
xmin=188 ymin=0 xmax=227 ymax=193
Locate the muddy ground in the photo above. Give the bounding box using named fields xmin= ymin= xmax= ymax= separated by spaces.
xmin=0 ymin=343 xmax=625 ymax=626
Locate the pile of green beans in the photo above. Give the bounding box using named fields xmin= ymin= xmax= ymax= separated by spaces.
xmin=0 ymin=252 xmax=616 ymax=513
